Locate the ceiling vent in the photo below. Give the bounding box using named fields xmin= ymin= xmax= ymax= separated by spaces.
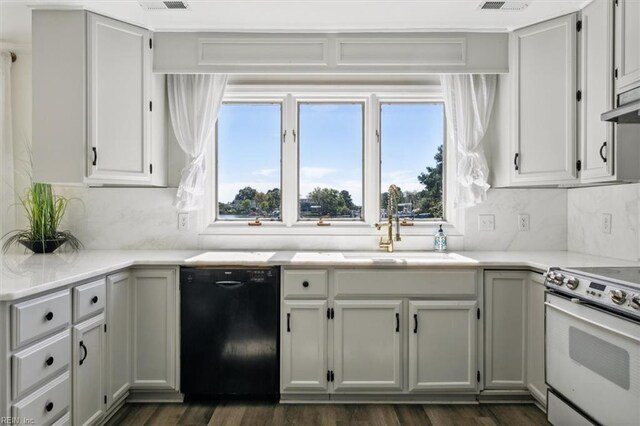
xmin=139 ymin=1 xmax=190 ymax=11
xmin=478 ymin=1 xmax=529 ymax=11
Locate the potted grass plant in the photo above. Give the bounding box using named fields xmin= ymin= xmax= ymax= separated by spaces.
xmin=2 ymin=183 xmax=82 ymax=254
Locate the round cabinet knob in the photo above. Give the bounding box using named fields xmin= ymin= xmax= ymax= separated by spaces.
xmin=91 ymin=296 xmax=98 ymax=304
xmin=566 ymin=277 xmax=580 ymax=290
xmin=302 ymin=281 xmax=309 ymax=288
xmin=45 ymin=401 xmax=54 ymax=412
xmin=45 ymin=356 xmax=54 ymax=366
xmin=610 ymin=289 xmax=627 ymax=305
xmin=44 ymin=312 xmax=54 ymax=321
xmin=630 ymin=295 xmax=640 ymax=310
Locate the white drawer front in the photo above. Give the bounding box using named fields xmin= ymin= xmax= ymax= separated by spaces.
xmin=73 ymin=279 xmax=106 ymax=323
xmin=334 ymin=269 xmax=478 ymax=298
xmin=283 ymin=270 xmax=328 ymax=299
xmin=12 ymin=330 xmax=71 ymax=400
xmin=12 ymin=372 xmax=71 ymax=426
xmin=12 ymin=290 xmax=71 ymax=349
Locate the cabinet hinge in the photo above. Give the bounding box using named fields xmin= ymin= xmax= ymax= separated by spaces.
xmin=477 ymin=308 xmax=481 ymax=320
xmin=576 ymin=20 xmax=582 ymax=32
xmin=576 ymin=160 xmax=582 ymax=172
xmin=149 ymin=101 xmax=153 ymax=112
xmin=477 ymin=371 xmax=481 ymax=383
xmin=576 ymin=90 xmax=582 ymax=102
xmin=149 ymin=39 xmax=153 ymax=49
xmin=104 ymin=324 xmax=107 ymax=333
xmin=150 ymin=163 xmax=153 ymax=174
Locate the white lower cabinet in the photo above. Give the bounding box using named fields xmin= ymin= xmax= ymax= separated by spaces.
xmin=73 ymin=313 xmax=106 ymax=426
xmin=106 ymin=272 xmax=132 ymax=406
xmin=526 ymin=272 xmax=547 ymax=405
xmin=281 ymin=300 xmax=328 ymax=392
xmin=333 ymin=300 xmax=403 ymax=391
xmin=408 ymin=301 xmax=478 ymax=392
xmin=131 ymin=268 xmax=178 ymax=390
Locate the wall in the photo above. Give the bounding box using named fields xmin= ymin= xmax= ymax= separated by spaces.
xmin=7 ymin=55 xmax=569 ymax=252
xmin=568 ymin=183 xmax=640 ymax=261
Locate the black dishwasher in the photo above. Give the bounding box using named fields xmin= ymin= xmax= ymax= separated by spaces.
xmin=180 ymin=267 xmax=280 ymax=399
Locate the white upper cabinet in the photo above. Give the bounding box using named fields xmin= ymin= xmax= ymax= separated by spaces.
xmin=511 ymin=13 xmax=578 ymax=185
xmin=615 ymin=0 xmax=640 ymax=93
xmin=580 ymin=0 xmax=615 ymax=182
xmin=87 ymin=14 xmax=151 ymax=184
xmin=32 ymin=10 xmax=166 ymax=187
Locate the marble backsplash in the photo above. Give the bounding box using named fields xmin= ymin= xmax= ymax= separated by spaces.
xmin=52 ymin=186 xmax=569 ymax=252
xmin=568 ymin=183 xmax=640 ymax=261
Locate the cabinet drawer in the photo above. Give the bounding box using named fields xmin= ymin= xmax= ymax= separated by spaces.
xmin=12 ymin=371 xmax=71 ymax=426
xmin=334 ymin=269 xmax=478 ymax=298
xmin=11 ymin=290 xmax=71 ymax=349
xmin=12 ymin=330 xmax=71 ymax=400
xmin=73 ymin=279 xmax=106 ymax=323
xmin=283 ymin=270 xmax=328 ymax=298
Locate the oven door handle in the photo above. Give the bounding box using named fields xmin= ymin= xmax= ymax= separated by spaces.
xmin=545 ymin=301 xmax=640 ymax=343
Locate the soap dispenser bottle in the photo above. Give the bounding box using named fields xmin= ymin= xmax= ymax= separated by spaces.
xmin=434 ymin=224 xmax=447 ymax=252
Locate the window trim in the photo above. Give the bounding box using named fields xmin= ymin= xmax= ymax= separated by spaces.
xmin=201 ymin=84 xmax=464 ymax=238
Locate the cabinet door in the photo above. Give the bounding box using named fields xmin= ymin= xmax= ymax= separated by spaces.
xmin=87 ymin=13 xmax=151 ymax=184
xmin=73 ymin=314 xmax=106 ymax=426
xmin=106 ymin=271 xmax=131 ymax=406
xmin=511 ymin=14 xmax=578 ymax=184
xmin=408 ymin=301 xmax=477 ymax=392
xmin=581 ymin=0 xmax=615 ymax=181
xmin=526 ymin=272 xmax=547 ymax=406
xmin=333 ymin=300 xmax=402 ymax=391
xmin=484 ymin=271 xmax=527 ymax=389
xmin=281 ymin=300 xmax=328 ymax=392
xmin=615 ymin=0 xmax=640 ymax=93
xmin=131 ymin=268 xmax=178 ymax=389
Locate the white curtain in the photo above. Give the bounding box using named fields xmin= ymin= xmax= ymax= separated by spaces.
xmin=441 ymin=74 xmax=497 ymax=208
xmin=0 ymin=51 xmax=15 ymax=236
xmin=167 ymin=74 xmax=228 ymax=211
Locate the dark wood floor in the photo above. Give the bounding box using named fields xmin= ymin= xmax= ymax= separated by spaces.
xmin=106 ymin=402 xmax=549 ymax=426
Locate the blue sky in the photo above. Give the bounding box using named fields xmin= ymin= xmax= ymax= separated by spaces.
xmin=216 ymin=103 xmax=444 ymax=204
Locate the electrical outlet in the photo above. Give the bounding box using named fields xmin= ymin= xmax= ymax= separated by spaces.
xmin=601 ymin=213 xmax=612 ymax=234
xmin=478 ymin=214 xmax=495 ymax=231
xmin=178 ymin=213 xmax=190 ymax=231
xmin=518 ymin=214 xmax=530 ymax=232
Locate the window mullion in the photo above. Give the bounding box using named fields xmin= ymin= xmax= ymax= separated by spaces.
xmin=281 ymin=93 xmax=297 ymax=226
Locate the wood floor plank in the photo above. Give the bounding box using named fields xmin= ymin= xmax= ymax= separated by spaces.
xmin=109 ymin=401 xmax=548 ymax=426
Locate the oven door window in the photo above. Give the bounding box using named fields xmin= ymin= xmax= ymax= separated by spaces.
xmin=545 ymin=294 xmax=640 ymax=426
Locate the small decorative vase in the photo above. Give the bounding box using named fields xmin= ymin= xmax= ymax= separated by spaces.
xmin=19 ymin=238 xmax=67 ymax=254
xmin=434 ymin=224 xmax=447 ymax=252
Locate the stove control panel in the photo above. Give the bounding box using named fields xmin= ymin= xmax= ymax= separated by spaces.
xmin=545 ymin=268 xmax=640 ymax=319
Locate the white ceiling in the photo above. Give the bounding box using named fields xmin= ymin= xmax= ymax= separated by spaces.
xmin=1 ymin=0 xmax=592 ymax=45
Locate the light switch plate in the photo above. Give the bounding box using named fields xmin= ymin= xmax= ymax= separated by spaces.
xmin=478 ymin=214 xmax=495 ymax=231
xmin=601 ymin=213 xmax=612 ymax=234
xmin=518 ymin=214 xmax=530 ymax=232
xmin=178 ymin=213 xmax=190 ymax=231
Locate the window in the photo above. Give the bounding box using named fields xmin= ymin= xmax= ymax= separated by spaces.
xmin=298 ymin=103 xmax=364 ymax=220
xmin=216 ymin=103 xmax=282 ymax=220
xmin=380 ymin=103 xmax=445 ymax=221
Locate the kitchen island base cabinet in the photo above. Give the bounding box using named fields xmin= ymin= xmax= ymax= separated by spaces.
xmin=409 ymin=301 xmax=478 ymax=392
xmin=281 ymin=301 xmax=328 ymax=392
xmin=333 ymin=300 xmax=403 ymax=392
xmin=131 ymin=268 xmax=179 ymax=391
xmin=73 ymin=313 xmax=106 ymax=426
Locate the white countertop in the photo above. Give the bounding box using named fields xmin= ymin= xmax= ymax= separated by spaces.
xmin=1 ymin=249 xmax=638 ymax=301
